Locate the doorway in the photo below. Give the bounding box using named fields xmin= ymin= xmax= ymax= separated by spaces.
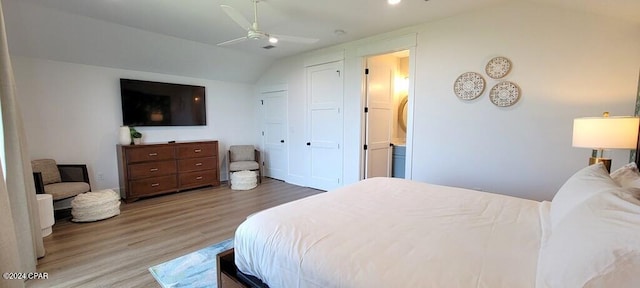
xmin=363 ymin=50 xmax=409 ymax=179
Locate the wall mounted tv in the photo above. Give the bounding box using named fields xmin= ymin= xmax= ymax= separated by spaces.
xmin=120 ymin=79 xmax=206 ymax=126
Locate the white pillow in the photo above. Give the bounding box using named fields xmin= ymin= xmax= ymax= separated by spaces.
xmin=610 ymin=162 xmax=640 ymax=199
xmin=550 ymin=163 xmax=617 ymax=228
xmin=611 ymin=162 xmax=640 ymax=186
xmin=536 ymin=189 xmax=640 ymax=288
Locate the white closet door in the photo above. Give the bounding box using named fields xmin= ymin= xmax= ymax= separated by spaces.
xmin=261 ymin=89 xmax=287 ymax=181
xmin=306 ymin=60 xmax=344 ymax=191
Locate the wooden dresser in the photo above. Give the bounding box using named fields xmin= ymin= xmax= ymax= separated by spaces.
xmin=117 ymin=140 xmax=220 ymax=202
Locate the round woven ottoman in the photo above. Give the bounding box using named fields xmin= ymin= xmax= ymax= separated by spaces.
xmin=71 ymin=189 xmax=121 ymax=222
xmin=231 ymin=170 xmax=257 ymax=190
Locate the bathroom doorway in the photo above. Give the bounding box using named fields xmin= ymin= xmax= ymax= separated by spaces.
xmin=363 ymin=50 xmax=409 ymax=179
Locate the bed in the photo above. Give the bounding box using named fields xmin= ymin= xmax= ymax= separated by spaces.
xmin=230 ymin=162 xmax=640 ymax=287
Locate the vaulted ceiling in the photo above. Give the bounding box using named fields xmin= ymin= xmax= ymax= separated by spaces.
xmin=4 ymin=0 xmax=639 ymax=83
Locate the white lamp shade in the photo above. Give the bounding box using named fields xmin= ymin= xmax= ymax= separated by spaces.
xmin=572 ymin=117 xmax=640 ymax=149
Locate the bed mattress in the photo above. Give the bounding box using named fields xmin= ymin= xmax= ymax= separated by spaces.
xmin=234 ymin=177 xmax=550 ymax=288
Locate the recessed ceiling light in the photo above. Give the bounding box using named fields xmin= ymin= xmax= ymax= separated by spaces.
xmin=388 ymin=0 xmax=401 ymax=5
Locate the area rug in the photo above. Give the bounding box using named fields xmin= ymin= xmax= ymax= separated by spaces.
xmin=149 ymin=238 xmax=233 ymax=288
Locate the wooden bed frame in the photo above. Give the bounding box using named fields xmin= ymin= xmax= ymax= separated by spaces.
xmin=217 ymin=131 xmax=640 ymax=288
xmin=217 ymin=248 xmax=268 ymax=288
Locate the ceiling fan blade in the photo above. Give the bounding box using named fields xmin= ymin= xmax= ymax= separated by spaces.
xmin=217 ymin=36 xmax=249 ymax=46
xmin=271 ymin=34 xmax=319 ymax=44
xmin=220 ymin=5 xmax=252 ymax=31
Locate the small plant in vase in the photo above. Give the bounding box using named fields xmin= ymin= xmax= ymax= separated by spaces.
xmin=129 ymin=127 xmax=143 ymax=145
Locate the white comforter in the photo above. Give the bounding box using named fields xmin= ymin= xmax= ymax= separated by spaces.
xmin=235 ymin=177 xmax=550 ymax=288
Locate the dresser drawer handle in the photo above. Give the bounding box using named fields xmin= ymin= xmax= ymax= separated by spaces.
xmin=194 ymin=149 xmax=202 ymax=153
xmin=148 ymin=153 xmax=158 ymax=157
xmin=196 ymin=176 xmax=203 ymax=180
xmin=149 ymin=168 xmax=159 ymax=172
xmin=151 ymin=183 xmax=160 ymax=187
xmin=195 ymin=163 xmax=203 ymax=166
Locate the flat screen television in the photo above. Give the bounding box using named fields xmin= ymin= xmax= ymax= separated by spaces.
xmin=120 ymin=79 xmax=206 ymax=126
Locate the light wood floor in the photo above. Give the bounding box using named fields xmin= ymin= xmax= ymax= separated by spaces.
xmin=26 ymin=178 xmax=323 ymax=288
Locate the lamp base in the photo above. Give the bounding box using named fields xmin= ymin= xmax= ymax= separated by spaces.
xmin=589 ymin=157 xmax=611 ymax=173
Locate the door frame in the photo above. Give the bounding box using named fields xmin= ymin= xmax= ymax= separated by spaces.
xmin=357 ymin=34 xmax=416 ymax=180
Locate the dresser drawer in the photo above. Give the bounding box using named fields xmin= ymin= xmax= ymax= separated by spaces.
xmin=126 ymin=145 xmax=175 ymax=163
xmin=177 ymin=156 xmax=216 ymax=172
xmin=179 ymin=170 xmax=217 ymax=189
xmin=177 ymin=142 xmax=216 ymax=158
xmin=129 ymin=175 xmax=178 ymax=197
xmin=128 ymin=160 xmax=177 ymax=180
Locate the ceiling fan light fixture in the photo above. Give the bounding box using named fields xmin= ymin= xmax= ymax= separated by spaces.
xmin=388 ymin=0 xmax=401 ymax=5
xmin=218 ymin=1 xmax=319 ymax=47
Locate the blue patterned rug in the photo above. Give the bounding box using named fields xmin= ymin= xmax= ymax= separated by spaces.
xmin=149 ymin=238 xmax=234 ymax=288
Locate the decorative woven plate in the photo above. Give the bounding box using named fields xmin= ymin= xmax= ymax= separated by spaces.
xmin=485 ymin=56 xmax=512 ymax=79
xmin=453 ymin=72 xmax=485 ymax=100
xmin=489 ymin=81 xmax=520 ymax=107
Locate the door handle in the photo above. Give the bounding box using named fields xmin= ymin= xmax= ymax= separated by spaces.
xmin=280 ymin=140 xmax=285 ymax=143
xmin=306 ymin=142 xmax=311 ymax=146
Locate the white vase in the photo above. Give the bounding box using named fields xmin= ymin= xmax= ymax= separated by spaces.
xmin=119 ymin=126 xmax=131 ymax=145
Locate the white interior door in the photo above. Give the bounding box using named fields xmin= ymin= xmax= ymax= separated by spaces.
xmin=307 ymin=61 xmax=344 ymax=191
xmin=261 ymin=89 xmax=287 ymax=181
xmin=364 ymin=55 xmax=394 ymax=178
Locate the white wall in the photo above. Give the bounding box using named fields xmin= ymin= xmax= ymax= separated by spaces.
xmin=12 ymin=56 xmax=257 ymax=191
xmin=256 ymin=1 xmax=640 ymax=201
xmin=412 ymin=1 xmax=639 ymax=200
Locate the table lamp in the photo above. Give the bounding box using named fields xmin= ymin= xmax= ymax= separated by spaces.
xmin=572 ymin=112 xmax=640 ymax=172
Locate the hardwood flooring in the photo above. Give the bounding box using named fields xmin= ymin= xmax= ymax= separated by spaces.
xmin=26 ymin=178 xmax=323 ymax=288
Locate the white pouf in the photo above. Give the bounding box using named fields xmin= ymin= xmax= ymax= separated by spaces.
xmin=36 ymin=194 xmax=55 ymax=237
xmin=71 ymin=189 xmax=121 ymax=222
xmin=231 ymin=170 xmax=257 ymax=190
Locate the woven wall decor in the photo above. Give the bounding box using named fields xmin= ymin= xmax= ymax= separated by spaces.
xmin=453 ymin=72 xmax=485 ymax=100
xmin=489 ymin=81 xmax=520 ymax=107
xmin=485 ymin=56 xmax=512 ymax=79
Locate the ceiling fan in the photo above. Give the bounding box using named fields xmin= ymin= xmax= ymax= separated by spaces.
xmin=218 ymin=0 xmax=319 ymax=47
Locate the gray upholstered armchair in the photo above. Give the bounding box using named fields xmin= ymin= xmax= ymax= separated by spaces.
xmin=228 ymin=145 xmax=262 ymax=184
xmin=32 ymin=159 xmax=91 ymax=213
